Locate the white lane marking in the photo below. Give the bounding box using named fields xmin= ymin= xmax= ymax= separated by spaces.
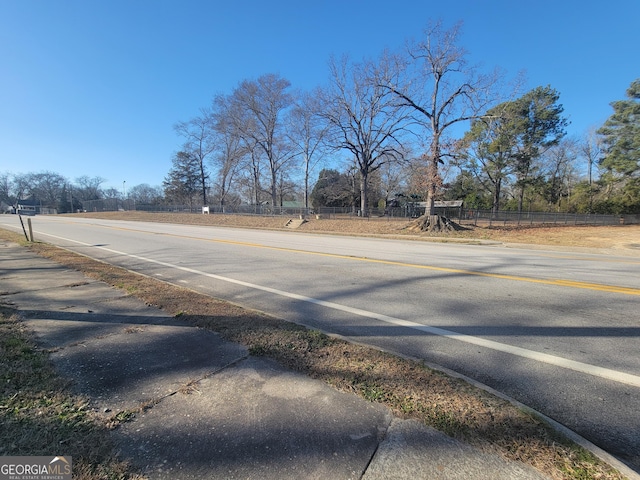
xmin=36 ymin=231 xmax=640 ymax=388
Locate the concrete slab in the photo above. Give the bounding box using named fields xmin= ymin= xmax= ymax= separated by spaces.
xmin=45 ymin=323 xmax=247 ymax=414
xmin=363 ymin=418 xmax=549 ymax=480
xmin=0 ymin=265 xmax=89 ymax=295
xmin=114 ymin=356 xmax=390 ymax=480
xmin=23 ymin=317 xmax=139 ymax=348
xmin=7 ymin=281 xmax=129 ymax=314
xmin=22 ymin=308 xmax=184 ymax=348
xmin=285 ymin=218 xmax=306 ymax=229
xmin=19 ymin=293 xmax=184 ymax=326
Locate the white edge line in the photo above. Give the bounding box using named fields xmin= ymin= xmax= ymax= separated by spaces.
xmin=33 ymin=230 xmax=640 ymax=389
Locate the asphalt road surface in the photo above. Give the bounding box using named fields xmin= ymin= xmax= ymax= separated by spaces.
xmin=4 ymin=215 xmax=640 ymax=473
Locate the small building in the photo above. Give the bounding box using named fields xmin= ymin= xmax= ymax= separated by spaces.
xmin=17 ymin=197 xmax=39 ymax=216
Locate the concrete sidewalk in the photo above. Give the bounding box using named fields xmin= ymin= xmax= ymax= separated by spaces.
xmin=0 ymin=240 xmax=556 ymax=479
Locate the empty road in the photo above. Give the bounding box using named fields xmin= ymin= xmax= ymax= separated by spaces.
xmin=4 ymin=215 xmax=639 ymax=472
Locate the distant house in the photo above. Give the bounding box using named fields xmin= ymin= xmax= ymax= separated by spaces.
xmin=15 ymin=196 xmax=58 ymax=215
xmin=17 ymin=197 xmax=39 ymax=215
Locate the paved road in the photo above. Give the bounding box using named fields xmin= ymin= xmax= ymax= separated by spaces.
xmin=4 ymin=215 xmax=640 ymax=472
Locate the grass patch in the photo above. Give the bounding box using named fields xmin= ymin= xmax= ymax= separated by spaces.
xmin=0 ymin=227 xmax=628 ymax=480
xmin=0 ymin=303 xmax=143 ymax=479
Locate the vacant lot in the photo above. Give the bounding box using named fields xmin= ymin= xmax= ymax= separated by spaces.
xmin=70 ymin=211 xmax=640 ymax=254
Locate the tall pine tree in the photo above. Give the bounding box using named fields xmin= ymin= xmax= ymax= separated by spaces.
xmin=598 ymin=79 xmax=640 ymax=177
xmin=597 ymin=79 xmax=640 ymax=212
xmin=163 ymin=151 xmax=202 ymax=208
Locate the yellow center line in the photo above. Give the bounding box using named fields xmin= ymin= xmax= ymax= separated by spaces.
xmin=87 ymin=222 xmax=640 ymax=297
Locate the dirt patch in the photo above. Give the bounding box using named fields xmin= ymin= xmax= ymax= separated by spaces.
xmin=468 ymin=224 xmax=640 ymax=251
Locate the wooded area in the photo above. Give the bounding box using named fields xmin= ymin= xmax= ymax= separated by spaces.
xmin=2 ymin=22 xmax=638 ymax=219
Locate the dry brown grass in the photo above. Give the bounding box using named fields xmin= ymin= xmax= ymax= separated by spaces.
xmin=0 ymin=223 xmax=629 ymax=479
xmin=67 ymin=211 xmax=640 ymax=254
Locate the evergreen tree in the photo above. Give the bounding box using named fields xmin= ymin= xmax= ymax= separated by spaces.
xmin=163 ymin=151 xmax=202 ymax=207
xmin=463 ymin=86 xmax=568 ymax=213
xmin=506 ymin=86 xmax=569 ymax=212
xmin=598 ymin=79 xmax=640 ymax=177
xmin=597 ymin=79 xmax=640 ymax=213
xmin=310 ymin=169 xmax=354 ymax=208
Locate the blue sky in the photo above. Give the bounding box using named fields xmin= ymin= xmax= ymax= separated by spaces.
xmin=1 ymin=0 xmax=638 ymax=192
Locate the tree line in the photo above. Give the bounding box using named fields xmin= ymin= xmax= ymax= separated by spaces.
xmin=2 ymin=22 xmax=638 ymax=217
xmin=165 ymin=21 xmax=640 ymax=217
xmin=0 ymin=171 xmax=164 ymax=214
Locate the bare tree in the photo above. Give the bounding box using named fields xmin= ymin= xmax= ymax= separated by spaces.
xmin=580 ymin=128 xmax=602 ymax=212
xmin=228 ymin=74 xmax=296 ymax=207
xmin=11 ymin=174 xmax=31 ymax=206
xmin=380 ymin=21 xmax=502 ymax=228
xmin=215 ymin=134 xmax=245 ymax=210
xmin=320 ymin=55 xmax=409 ymax=216
xmin=27 ymin=171 xmax=68 ymax=209
xmin=287 ymin=89 xmax=329 ymax=209
xmin=276 ymin=171 xmax=298 ymax=206
xmin=174 ymin=109 xmax=215 ymax=205
xmin=0 ymin=172 xmax=13 ymax=206
xmin=128 ymin=183 xmax=164 ymax=205
xmin=378 ymin=150 xmax=411 ymax=209
xmin=210 ymin=94 xmax=249 ymax=210
xmin=73 ymin=175 xmax=106 ymax=202
xmin=540 ymin=137 xmax=579 ymax=211
xmin=103 ymin=187 xmax=120 ymax=199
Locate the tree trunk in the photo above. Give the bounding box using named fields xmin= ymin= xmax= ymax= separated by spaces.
xmin=304 ymin=154 xmax=310 ymax=210
xmin=426 ymin=193 xmax=435 ymax=216
xmin=271 ymin=168 xmax=278 ymax=207
xmin=492 ymin=180 xmax=501 ymax=217
xmin=359 ymin=172 xmax=368 ymax=216
xmin=199 ymin=162 xmax=207 ymax=205
xmin=425 ymin=144 xmax=440 ymax=216
xmin=405 ymin=214 xmax=464 ymax=233
xmin=518 ymin=187 xmax=525 ymax=213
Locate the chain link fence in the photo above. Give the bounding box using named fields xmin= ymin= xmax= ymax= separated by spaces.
xmin=80 ymin=199 xmax=639 ymax=226
xmin=460 ymin=210 xmax=639 ymax=226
